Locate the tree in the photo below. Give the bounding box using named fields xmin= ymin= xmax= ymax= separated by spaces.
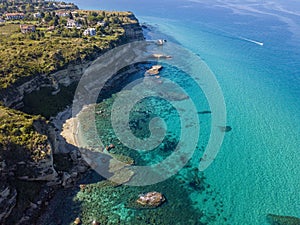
xmin=61 ymin=18 xmax=67 ymax=26
xmin=44 ymin=13 xmax=52 ymax=23
xmin=88 ymin=15 xmax=97 ymax=24
xmin=53 ymin=16 xmax=59 ymax=26
xmin=25 ymin=4 xmax=34 ymax=13
xmin=20 ymin=4 xmax=26 ymax=12
xmin=97 ymin=15 xmax=104 ymax=21
xmin=29 ymin=33 xmax=36 ymax=40
xmin=69 ymin=12 xmax=73 ymax=19
xmin=91 ymin=12 xmax=98 ymax=17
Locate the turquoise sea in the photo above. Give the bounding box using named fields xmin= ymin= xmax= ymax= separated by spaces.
xmin=60 ymin=1 xmax=300 ymax=224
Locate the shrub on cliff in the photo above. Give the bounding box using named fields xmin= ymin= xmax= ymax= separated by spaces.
xmin=0 ymin=105 xmax=48 ymax=162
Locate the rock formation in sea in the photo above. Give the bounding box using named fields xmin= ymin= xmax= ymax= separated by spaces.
xmin=136 ymin=192 xmax=166 ymax=208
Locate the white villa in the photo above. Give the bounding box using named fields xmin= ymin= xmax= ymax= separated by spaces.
xmin=33 ymin=12 xmax=42 ymax=18
xmin=97 ymin=21 xmax=106 ymax=27
xmin=56 ymin=11 xmax=69 ymax=17
xmin=66 ymin=19 xmax=80 ymax=29
xmin=83 ymin=28 xmax=96 ymax=36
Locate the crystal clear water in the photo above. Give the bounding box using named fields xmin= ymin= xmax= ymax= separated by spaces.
xmin=61 ymin=1 xmax=300 ymax=224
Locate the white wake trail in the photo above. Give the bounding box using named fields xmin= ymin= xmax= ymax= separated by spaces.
xmin=240 ymin=37 xmax=264 ymax=46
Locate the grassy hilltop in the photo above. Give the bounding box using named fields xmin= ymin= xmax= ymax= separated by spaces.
xmin=0 ymin=8 xmax=138 ymax=89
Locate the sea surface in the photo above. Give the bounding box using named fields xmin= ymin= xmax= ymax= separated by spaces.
xmin=60 ymin=1 xmax=300 ymax=224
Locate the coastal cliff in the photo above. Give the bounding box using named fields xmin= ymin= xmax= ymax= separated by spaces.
xmin=0 ymin=9 xmax=144 ymax=224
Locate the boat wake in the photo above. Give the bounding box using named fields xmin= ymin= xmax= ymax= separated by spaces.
xmin=240 ymin=37 xmax=264 ymax=46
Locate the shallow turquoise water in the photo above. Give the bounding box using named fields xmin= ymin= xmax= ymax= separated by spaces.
xmin=65 ymin=1 xmax=300 ymax=224
xmin=139 ymin=16 xmax=300 ymax=225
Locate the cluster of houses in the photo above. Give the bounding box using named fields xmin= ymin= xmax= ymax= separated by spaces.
xmin=2 ymin=11 xmax=106 ymax=37
xmin=5 ymin=13 xmax=25 ymax=20
xmin=65 ymin=19 xmax=97 ymax=36
xmin=56 ymin=10 xmax=78 ymax=18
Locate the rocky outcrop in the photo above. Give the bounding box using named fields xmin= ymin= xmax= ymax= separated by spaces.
xmin=122 ymin=15 xmax=144 ymax=42
xmin=16 ymin=155 xmax=58 ymax=182
xmin=1 ymin=62 xmax=91 ymax=109
xmin=145 ymin=65 xmax=163 ymax=76
xmin=0 ymin=185 xmax=17 ymax=223
xmin=136 ymin=192 xmax=166 ymax=208
xmin=0 ymin=174 xmax=17 ymax=224
xmin=14 ymin=120 xmax=59 ymax=182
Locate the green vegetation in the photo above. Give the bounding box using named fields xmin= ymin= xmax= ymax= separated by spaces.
xmin=0 ymin=9 xmax=138 ymax=90
xmin=22 ymin=82 xmax=78 ymax=118
xmin=0 ymin=105 xmax=48 ymax=161
xmin=0 ymin=0 xmax=78 ymax=15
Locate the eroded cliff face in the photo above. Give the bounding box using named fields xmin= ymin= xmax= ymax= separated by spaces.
xmin=123 ymin=22 xmax=145 ymax=42
xmin=0 ymin=168 xmax=17 ymax=223
xmin=0 ymin=185 xmax=17 ymax=223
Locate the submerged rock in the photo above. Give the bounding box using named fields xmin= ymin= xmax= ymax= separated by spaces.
xmin=105 ymin=143 xmax=115 ymax=151
xmin=219 ymin=126 xmax=232 ymax=132
xmin=73 ymin=217 xmax=81 ymax=224
xmin=159 ymin=91 xmax=189 ymax=101
xmin=150 ymin=54 xmax=172 ymax=59
xmin=267 ymin=214 xmax=300 ymax=225
xmin=156 ymin=39 xmax=167 ymax=45
xmin=92 ymin=220 xmax=100 ymax=225
xmin=198 ymin=110 xmax=212 ymax=114
xmin=145 ymin=65 xmax=163 ymax=76
xmin=136 ymin=192 xmax=166 ymax=208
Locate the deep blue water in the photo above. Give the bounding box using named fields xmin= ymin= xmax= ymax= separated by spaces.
xmin=65 ymin=1 xmax=300 ymax=224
